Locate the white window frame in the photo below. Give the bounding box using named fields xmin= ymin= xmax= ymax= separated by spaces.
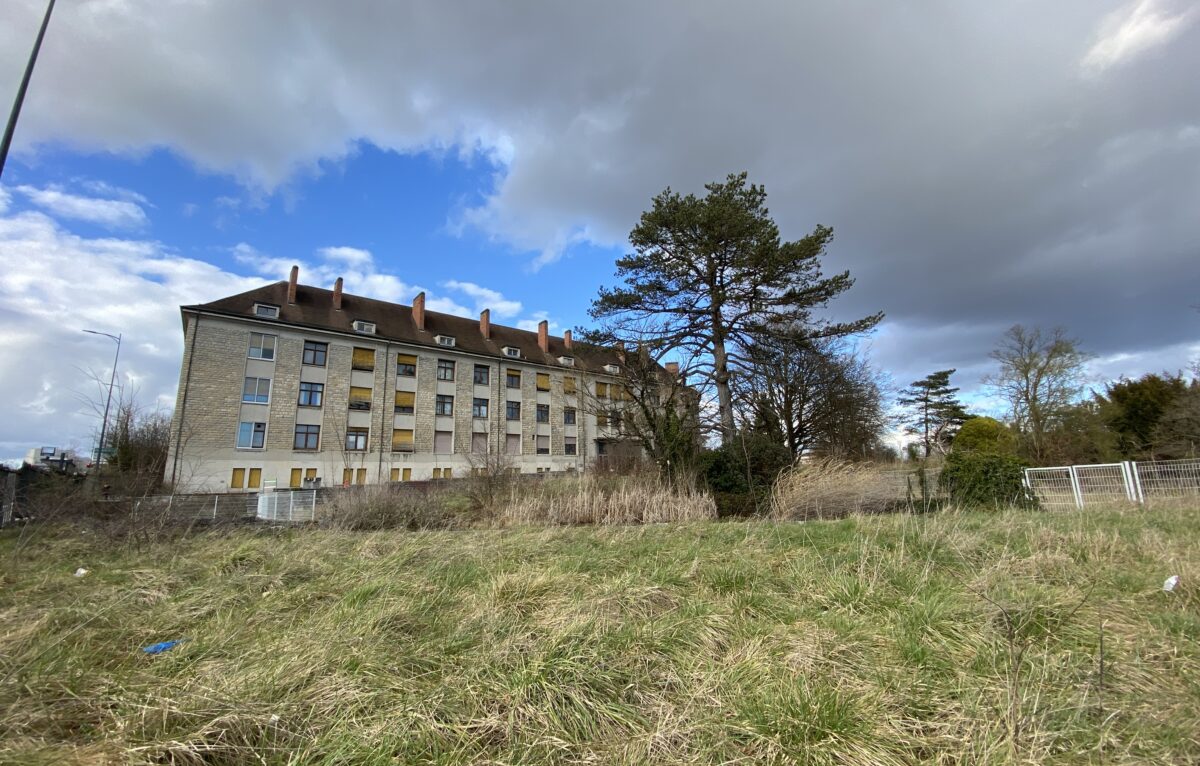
xmin=353 ymin=320 xmax=376 ymax=335
xmin=236 ymin=421 xmax=267 ymax=449
xmin=503 ymin=346 xmax=521 ymax=358
xmin=248 ymin=332 xmax=276 ymax=360
xmin=242 ymin=376 xmax=271 ymax=404
xmin=604 ymin=364 xmax=620 ymax=374
xmin=435 ymin=335 xmax=456 ymax=347
xmin=253 ymin=303 xmax=280 ymax=319
xmin=558 ymin=356 xmax=575 ymax=366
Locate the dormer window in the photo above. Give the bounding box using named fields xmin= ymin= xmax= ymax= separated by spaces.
xmin=253 ymin=303 xmax=280 ymax=319
xmin=558 ymin=355 xmax=575 ymax=367
xmin=503 ymin=346 xmax=521 ymax=358
xmin=604 ymin=364 xmax=620 ymax=375
xmin=352 ymin=320 xmax=376 ymax=335
xmin=436 ymin=335 xmax=456 ymax=347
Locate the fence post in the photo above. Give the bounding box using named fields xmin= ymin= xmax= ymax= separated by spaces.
xmin=1130 ymin=461 xmax=1145 ymax=505
xmin=212 ymin=496 xmax=218 ymax=521
xmin=1068 ymin=465 xmax=1085 ymax=509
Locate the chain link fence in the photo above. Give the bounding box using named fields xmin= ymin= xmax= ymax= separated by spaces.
xmin=1025 ymin=458 xmax=1200 ymax=509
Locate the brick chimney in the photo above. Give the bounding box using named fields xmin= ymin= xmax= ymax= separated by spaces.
xmin=287 ymin=265 xmax=298 ymax=304
xmin=616 ymin=340 xmax=626 ymax=362
xmin=538 ymin=319 xmax=549 ymax=353
xmin=563 ymin=329 xmax=572 ymax=350
xmin=333 ymin=277 xmax=343 ymax=310
xmin=480 ymin=308 xmax=490 ymax=339
xmin=412 ymin=291 xmax=426 ymax=331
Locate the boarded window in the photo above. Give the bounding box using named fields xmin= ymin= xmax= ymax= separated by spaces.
xmin=230 ymin=468 xmax=245 ymax=488
xmin=434 ymin=430 xmax=453 ymax=454
xmin=506 ymin=434 xmax=521 ymax=455
xmin=392 ymin=429 xmax=414 ymax=451
xmin=444 ymin=468 xmax=452 ymax=479
xmin=563 ymin=376 xmax=576 ymax=394
xmin=395 ymin=390 xmax=415 ymax=414
xmin=290 ymin=468 xmax=302 ymax=488
xmin=391 ymin=467 xmax=412 ymax=481
xmin=349 ymin=386 xmax=372 ymax=410
xmin=247 ymin=468 xmax=262 ymax=489
xmin=536 ymin=435 xmax=550 ymax=455
xmin=391 ymin=467 xmax=400 ymax=482
xmin=305 ymin=468 xmax=317 ymax=481
xmin=536 ymin=373 xmax=550 ymax=391
xmin=356 ymin=468 xmax=367 ymax=485
xmin=597 ymin=412 xmax=609 ymax=427
xmin=596 ymin=382 xmax=608 ymax=399
xmin=432 ymin=468 xmax=442 ymax=479
xmin=472 ymin=433 xmax=488 ymax=454
xmin=352 ymin=347 xmax=375 ymax=370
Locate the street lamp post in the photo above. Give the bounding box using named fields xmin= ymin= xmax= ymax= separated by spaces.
xmin=0 ymin=0 xmax=57 ymax=181
xmin=83 ymin=330 xmax=121 ymax=471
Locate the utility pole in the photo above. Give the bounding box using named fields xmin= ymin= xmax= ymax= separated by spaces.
xmin=83 ymin=329 xmax=122 ymax=473
xmin=0 ymin=0 xmax=57 ymax=181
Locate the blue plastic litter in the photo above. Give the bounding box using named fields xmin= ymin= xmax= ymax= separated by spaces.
xmin=141 ymin=639 xmax=186 ymax=655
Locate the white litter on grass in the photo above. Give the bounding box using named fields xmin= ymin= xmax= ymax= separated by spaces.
xmin=269 ymin=714 xmax=280 ymax=724
xmin=73 ymin=568 xmax=89 ymax=578
xmin=1163 ymin=575 xmax=1180 ymax=592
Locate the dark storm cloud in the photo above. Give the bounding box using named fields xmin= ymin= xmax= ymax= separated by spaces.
xmin=3 ymin=0 xmax=1196 ymax=394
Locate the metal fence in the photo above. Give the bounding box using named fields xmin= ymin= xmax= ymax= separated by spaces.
xmin=1025 ymin=458 xmax=1200 ymax=509
xmin=133 ymin=490 xmax=317 ymax=523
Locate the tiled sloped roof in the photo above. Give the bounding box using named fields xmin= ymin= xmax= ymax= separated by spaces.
xmin=186 ymin=281 xmax=625 ymax=373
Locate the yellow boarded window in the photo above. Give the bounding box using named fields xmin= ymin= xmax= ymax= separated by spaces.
xmin=432 ymin=468 xmax=442 ymax=479
xmin=305 ymin=468 xmax=317 ymax=480
xmin=290 ymin=468 xmax=302 ymax=488
xmin=349 ymin=386 xmax=372 ymax=403
xmin=356 ymin=468 xmax=366 ymax=485
xmin=352 ymin=347 xmax=375 ymax=370
xmin=564 ymin=376 xmax=576 ymax=394
xmin=536 ymin=373 xmax=550 ymax=391
xmin=395 ymin=391 xmax=415 ymax=410
xmin=247 ymin=468 xmax=262 ymax=489
xmin=390 ymin=468 xmax=400 ymax=482
xmin=342 ymin=468 xmax=352 ymax=486
xmin=622 ymin=385 xmax=634 ymax=401
xmin=596 ymin=382 xmax=608 ymax=399
xmin=392 ymin=429 xmax=414 ymax=451
xmin=402 ymin=468 xmax=411 ymax=481
xmin=444 ymin=468 xmax=452 ymax=479
xmin=230 ymin=468 xmax=245 ymax=488
xmin=597 ymin=412 xmax=609 ymax=427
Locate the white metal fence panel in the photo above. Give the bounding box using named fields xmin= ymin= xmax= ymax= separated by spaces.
xmin=255 ymin=490 xmax=316 ymax=523
xmin=1026 ymin=458 xmax=1200 ymax=509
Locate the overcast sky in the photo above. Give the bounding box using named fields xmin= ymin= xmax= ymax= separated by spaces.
xmin=1 ymin=0 xmax=1197 ymax=460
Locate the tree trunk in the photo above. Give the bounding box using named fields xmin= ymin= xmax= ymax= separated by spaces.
xmin=713 ymin=336 xmax=736 ymax=445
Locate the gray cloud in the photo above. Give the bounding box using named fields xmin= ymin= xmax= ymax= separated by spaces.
xmin=3 ymin=0 xmax=1197 ymax=401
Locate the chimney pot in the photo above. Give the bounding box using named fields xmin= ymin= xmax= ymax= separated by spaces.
xmin=287 ymin=265 xmax=299 ymax=304
xmin=333 ymin=277 xmax=343 ymax=310
xmin=412 ymin=291 xmax=426 ymax=331
xmin=537 ymin=319 xmax=549 ymax=353
xmin=480 ymin=308 xmax=491 ymax=339
xmin=563 ymin=329 xmax=572 ymax=350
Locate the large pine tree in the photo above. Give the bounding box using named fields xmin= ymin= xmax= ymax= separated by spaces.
xmin=587 ymin=172 xmax=882 ymax=444
xmin=897 ymin=369 xmax=969 ymax=458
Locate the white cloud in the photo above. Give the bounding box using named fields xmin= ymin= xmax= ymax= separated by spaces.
xmin=517 ymin=311 xmax=559 ymax=333
xmin=318 ymin=245 xmax=373 ymax=266
xmin=442 ymin=279 xmax=522 ymax=318
xmin=14 ymin=184 xmax=148 ymax=229
xmin=1082 ymin=0 xmax=1196 ymax=75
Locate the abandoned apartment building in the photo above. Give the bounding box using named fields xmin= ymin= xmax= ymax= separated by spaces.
xmin=165 ymin=266 xmax=674 ymax=493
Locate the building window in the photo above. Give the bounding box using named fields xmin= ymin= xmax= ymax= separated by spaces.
xmin=294 ymin=424 xmax=320 ymax=450
xmin=604 ymin=364 xmax=620 ymax=375
xmin=564 ymin=376 xmax=576 ymax=394
xmin=254 ymin=303 xmax=280 ymax=319
xmin=349 ymin=386 xmax=372 ymax=410
xmin=506 ymin=433 xmax=521 ymax=455
xmin=596 ymin=412 xmax=609 ymax=427
xmin=506 ymin=368 xmax=521 ymax=388
xmin=352 ymin=320 xmax=376 ymax=335
xmin=345 ymin=427 xmax=368 ymax=451
xmin=503 ymin=346 xmax=520 ymax=358
xmin=471 ymin=432 xmax=487 ymax=454
xmin=242 ymin=377 xmax=270 ymax=403
xmin=558 ymin=356 xmax=575 ymax=367
xmin=249 ymin=332 xmax=276 ymax=360
xmin=564 ymin=407 xmax=576 ymax=425
xmin=298 ymin=381 xmax=324 ymax=407
xmin=472 ymin=398 xmax=489 ymax=418
xmin=289 ymin=468 xmax=302 ymax=488
xmin=444 ymin=467 xmax=453 ymax=479
xmin=536 ymin=404 xmax=549 ymax=423
xmin=437 ymin=359 xmax=456 ymax=381
xmin=247 ymin=468 xmax=262 ymax=489
xmin=565 ymin=437 xmax=577 ymax=456
xmin=473 ymin=364 xmax=490 ymax=385
xmin=397 ymin=354 xmax=417 ymax=377
xmin=611 ymin=411 xmax=622 ymax=430
xmin=394 ymin=390 xmax=415 ymax=414
xmin=392 ymin=429 xmax=414 ymax=452
xmin=435 ymin=394 xmax=454 ymax=416
xmin=237 ymin=422 xmax=266 ymax=449
xmin=506 ymin=400 xmax=521 ymax=421
xmin=436 ymin=335 xmax=456 ymax=347
xmin=390 ymin=467 xmax=412 ymax=481
xmin=352 ymin=347 xmax=375 ymax=371
xmin=434 ymin=430 xmax=453 ymax=454
xmin=536 ymin=373 xmax=551 ymax=391
xmin=596 ymin=382 xmax=608 ymax=400
xmin=432 ymin=468 xmax=442 ymax=479
xmin=230 ymin=467 xmax=245 ymax=488
xmin=303 ymin=340 xmax=328 ymax=366
xmin=596 ymin=440 xmax=609 ymax=456
xmin=536 ymin=435 xmax=550 ymax=455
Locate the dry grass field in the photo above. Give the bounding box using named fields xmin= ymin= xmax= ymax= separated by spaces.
xmin=2 ymin=502 xmax=1198 ymax=764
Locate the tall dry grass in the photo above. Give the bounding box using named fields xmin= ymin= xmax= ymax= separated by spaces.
xmin=498 ymin=474 xmax=718 ymax=526
xmin=770 ymin=458 xmax=921 ymax=520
